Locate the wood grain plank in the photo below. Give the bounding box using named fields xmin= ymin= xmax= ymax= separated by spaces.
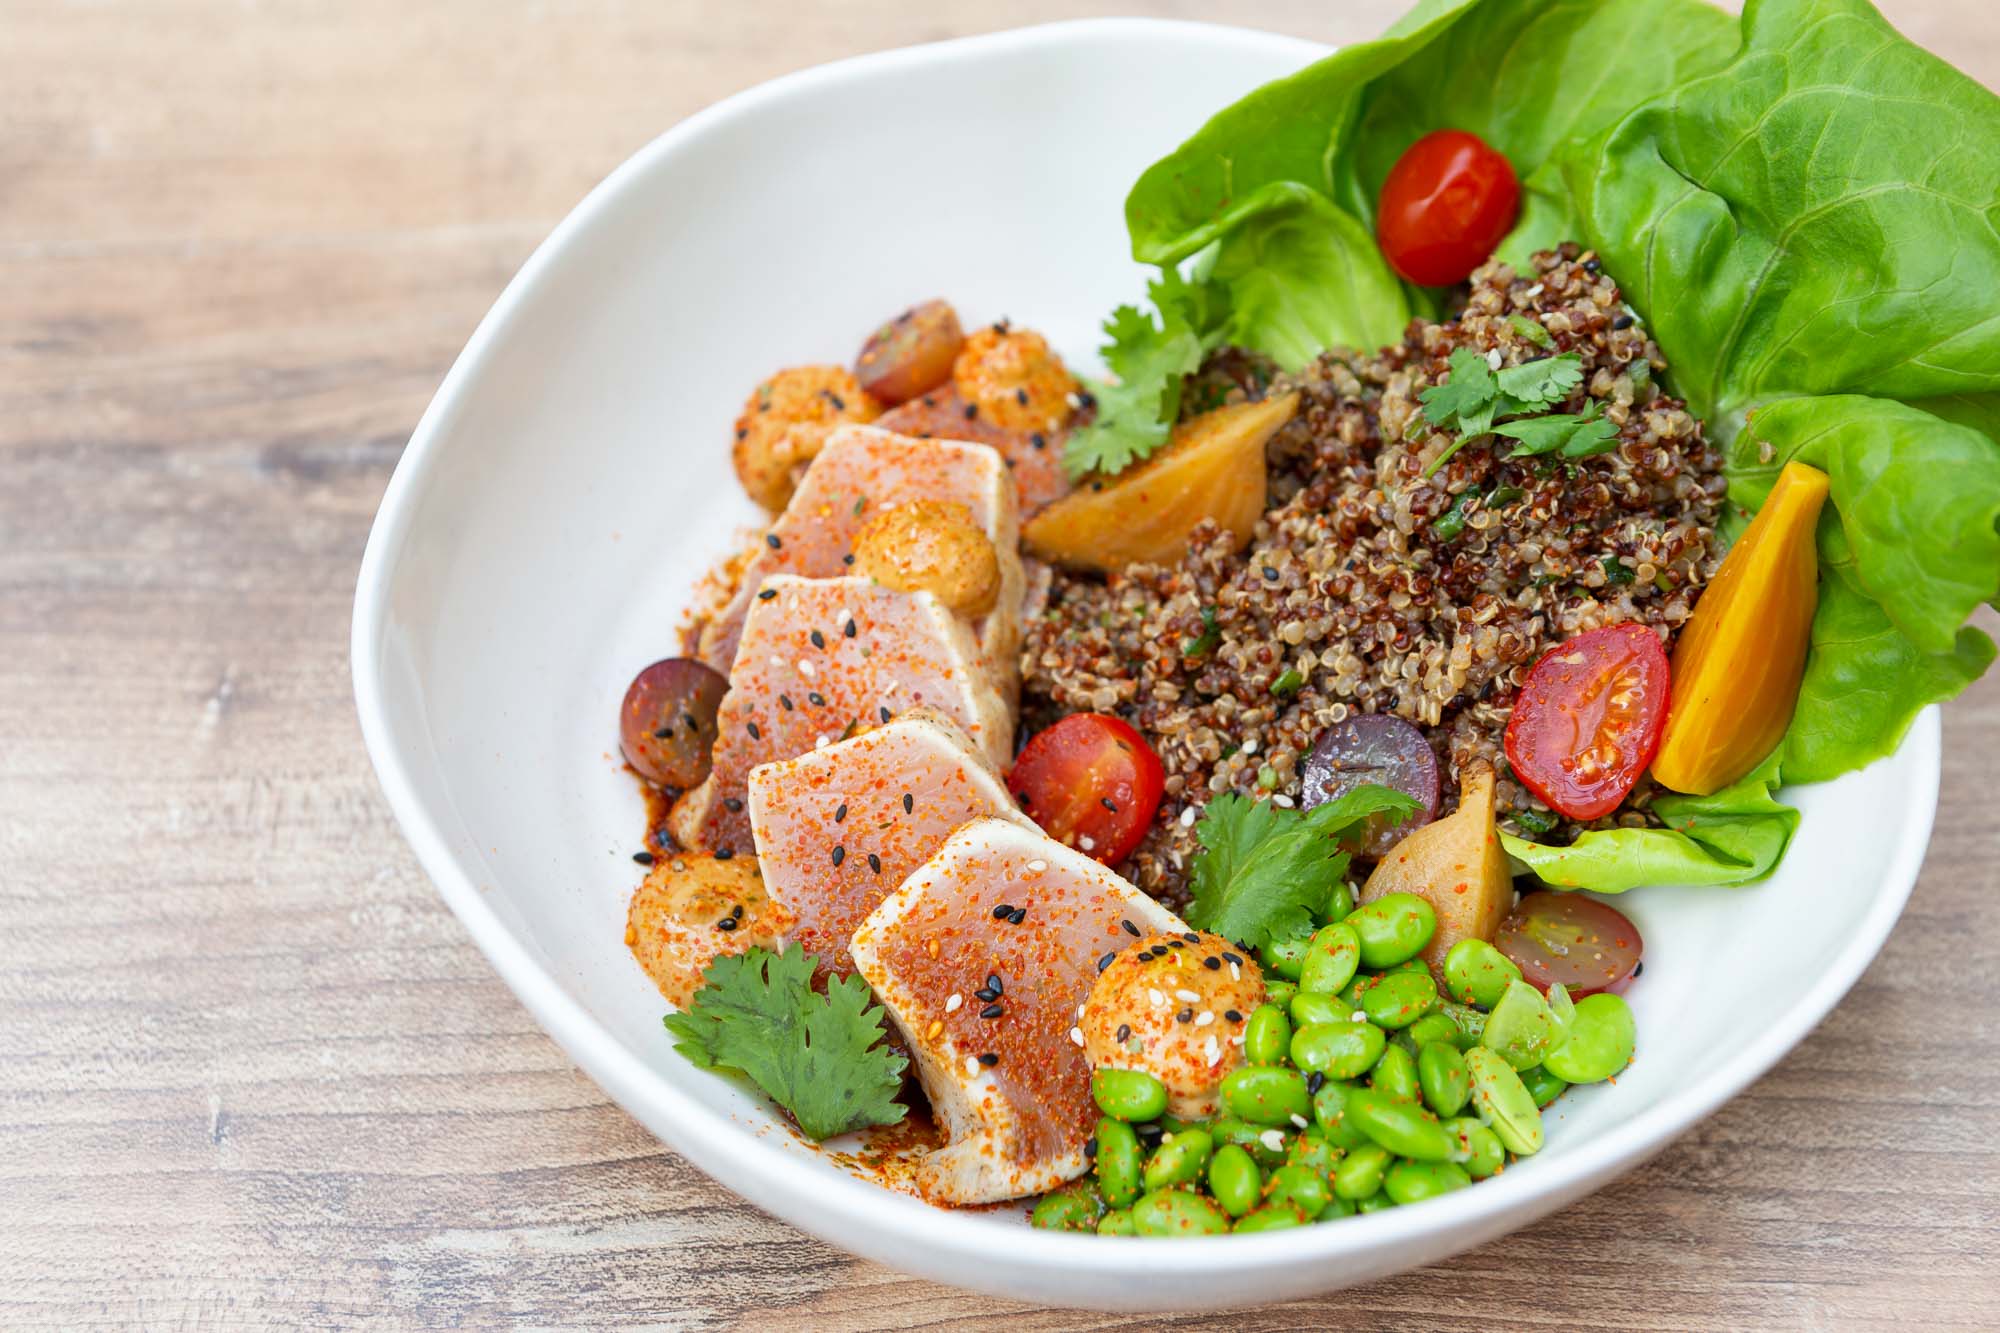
xmin=3 ymin=1 xmax=1997 ymax=1327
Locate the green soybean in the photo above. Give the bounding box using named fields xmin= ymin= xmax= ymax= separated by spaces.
xmin=1094 ymin=1117 xmax=1144 ymax=1207
xmin=1233 ymin=1203 xmax=1308 ymax=1232
xmin=1092 ymin=1067 xmax=1169 ymax=1122
xmin=1143 ymin=1128 xmax=1213 ymax=1191
xmin=1210 ymin=1115 xmax=1288 ymax=1169
xmin=1333 ymin=1142 xmax=1392 ymax=1200
xmin=1346 ymin=893 xmax=1437 ymax=968
xmin=1542 ymin=992 xmax=1637 ymax=1083
xmin=1343 ymin=1086 xmax=1455 ymax=1161
xmin=1444 ymin=1117 xmax=1506 ymax=1179
xmin=1290 ymin=991 xmax=1353 ymax=1029
xmin=1298 ymin=922 xmax=1361 ymax=996
xmin=1338 ymin=973 xmax=1381 ymax=1009
xmin=1418 ymin=1042 xmax=1471 ymax=1118
xmin=1383 ymin=956 xmax=1432 ymax=976
xmin=1518 ymin=1064 xmax=1569 ymax=1109
xmin=1319 ymin=1194 xmax=1357 ymax=1219
xmin=1291 ymin=1020 xmax=1386 ymax=1079
xmin=1360 ymin=971 xmax=1440 ymax=1029
xmin=1207 ymin=1144 xmax=1262 ymax=1218
xmin=1465 ymin=1046 xmax=1545 ymax=1155
xmin=1356 ymin=1191 xmax=1398 ymax=1214
xmin=1258 ymin=929 xmax=1312 ymax=981
xmin=1370 ymin=1043 xmax=1420 ymax=1102
xmin=1384 ymin=1158 xmax=1472 ymax=1205
xmin=1265 ymin=979 xmax=1298 ymax=1009
xmin=1221 ymin=1065 xmax=1311 ymax=1126
xmin=1321 ymin=880 xmax=1355 ymax=925
xmin=1311 ymin=1079 xmax=1372 ymax=1150
xmin=1286 ymin=1127 xmax=1342 ymax=1178
xmin=1404 ymin=1011 xmax=1463 ymax=1052
xmin=1265 ymin=1163 xmax=1331 ymax=1220
xmin=1096 ymin=1207 xmax=1136 ymax=1236
xmin=1244 ymin=1004 xmax=1292 ymax=1067
xmin=1441 ymin=1001 xmax=1487 ymax=1048
xmin=1442 ymin=938 xmax=1523 ymax=1008
xmin=1031 ymin=1181 xmax=1104 ymax=1231
xmin=1481 ymin=977 xmax=1555 ymax=1071
xmin=1132 ymin=1187 xmax=1231 ymax=1237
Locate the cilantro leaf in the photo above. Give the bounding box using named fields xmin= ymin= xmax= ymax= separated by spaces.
xmin=1185 ymin=785 xmax=1420 ymax=949
xmin=664 ymin=944 xmax=907 ymax=1141
xmin=1419 ymin=348 xmax=1498 ymax=432
xmin=1062 ymin=270 xmax=1226 ymax=480
xmin=1490 ymin=403 xmax=1620 ymax=459
xmin=1495 ymin=353 xmax=1583 ymax=413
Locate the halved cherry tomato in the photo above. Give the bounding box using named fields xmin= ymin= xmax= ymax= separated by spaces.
xmin=1376 ymin=129 xmax=1519 ymax=287
xmin=1504 ymin=624 xmax=1670 ymax=822
xmin=1007 ymin=713 xmax=1164 ymax=865
xmin=1497 ymin=890 xmax=1644 ymax=998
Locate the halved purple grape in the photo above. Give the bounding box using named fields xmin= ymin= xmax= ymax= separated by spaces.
xmin=619 ymin=658 xmax=728 ymax=789
xmin=1299 ymin=714 xmax=1441 ymax=857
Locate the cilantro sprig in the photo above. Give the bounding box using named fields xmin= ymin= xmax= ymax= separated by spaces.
xmin=664 ymin=945 xmax=907 ymax=1141
xmin=1063 ymin=269 xmax=1228 ymax=480
xmin=1184 ymin=785 xmax=1420 ymax=950
xmin=1417 ymin=347 xmax=1602 ymax=476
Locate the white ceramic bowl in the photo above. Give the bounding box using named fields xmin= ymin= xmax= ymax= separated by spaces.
xmin=352 ymin=18 xmax=1941 ymax=1311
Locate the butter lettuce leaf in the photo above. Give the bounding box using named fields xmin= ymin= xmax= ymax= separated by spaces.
xmin=1209 ymin=192 xmax=1411 ymax=369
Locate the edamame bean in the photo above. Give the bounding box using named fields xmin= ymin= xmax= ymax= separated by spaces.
xmin=1517 ymin=1064 xmax=1569 ymax=1108
xmin=1286 ymin=1128 xmax=1342 ymax=1179
xmin=1441 ymin=1001 xmax=1486 ymax=1049
xmin=1418 ymin=1042 xmax=1471 ymax=1118
xmin=1096 ymin=1208 xmax=1136 ymax=1236
xmin=1093 ymin=1066 xmax=1169 ymax=1122
xmin=1311 ymin=1079 xmax=1372 ymax=1150
xmin=1464 ymin=1046 xmax=1545 ymax=1155
xmin=1480 ymin=977 xmax=1554 ymax=1071
xmin=1546 ymin=981 xmax=1577 ymax=1047
xmin=1265 ymin=979 xmax=1298 ymax=1009
xmin=1370 ymin=1043 xmax=1420 ymax=1102
xmin=1356 ymin=1191 xmax=1397 ymax=1213
xmin=1207 ymin=1143 xmax=1262 ymax=1218
xmin=1404 ymin=1011 xmax=1463 ymax=1052
xmin=1346 ymin=893 xmax=1437 ymax=968
xmin=1542 ymin=992 xmax=1637 ymax=1083
xmin=1383 ymin=957 xmax=1432 ymax=976
xmin=1298 ymin=922 xmax=1361 ymax=996
xmin=1290 ymin=991 xmax=1352 ymax=1029
xmin=1233 ymin=1203 xmax=1308 ymax=1232
xmin=1265 ymin=1163 xmax=1332 ymax=1219
xmin=1333 ymin=1142 xmax=1392 ymax=1200
xmin=1321 ymin=880 xmax=1355 ymax=925
xmin=1384 ymin=1158 xmax=1471 ymax=1205
xmin=1132 ymin=1187 xmax=1232 ymax=1237
xmin=1291 ymin=1020 xmax=1386 ymax=1079
xmin=1031 ymin=1181 xmax=1105 ymax=1231
xmin=1342 ymin=1086 xmax=1455 ymax=1161
xmin=1143 ymin=1128 xmax=1214 ymax=1191
xmin=1258 ymin=929 xmax=1312 ymax=981
xmin=1094 ymin=1117 xmax=1144 ymax=1207
xmin=1244 ymin=1003 xmax=1292 ymax=1066
xmin=1210 ymin=1116 xmax=1289 ymax=1169
xmin=1360 ymin=971 xmax=1440 ymax=1029
xmin=1442 ymin=937 xmax=1523 ymax=1008
xmin=1319 ymin=1194 xmax=1357 ymax=1219
xmin=1444 ymin=1117 xmax=1505 ymax=1178
xmin=1339 ymin=973 xmax=1382 ymax=1008
xmin=1221 ymin=1065 xmax=1311 ymax=1126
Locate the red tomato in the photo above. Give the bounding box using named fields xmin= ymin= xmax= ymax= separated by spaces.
xmin=1007 ymin=713 xmax=1165 ymax=865
xmin=1497 ymin=891 xmax=1644 ymax=998
xmin=1504 ymin=624 xmax=1671 ymax=822
xmin=1376 ymin=129 xmax=1520 ymax=286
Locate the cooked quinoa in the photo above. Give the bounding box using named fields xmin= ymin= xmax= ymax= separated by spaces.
xmin=1021 ymin=245 xmax=1728 ymax=902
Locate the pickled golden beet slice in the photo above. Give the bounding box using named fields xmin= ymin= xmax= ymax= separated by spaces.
xmin=1651 ymin=460 xmax=1828 ymax=795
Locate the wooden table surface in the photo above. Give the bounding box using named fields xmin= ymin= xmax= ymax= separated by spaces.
xmin=6 ymin=1 xmax=1998 ymax=1327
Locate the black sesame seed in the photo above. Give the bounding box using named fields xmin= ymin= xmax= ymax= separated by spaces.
xmin=1221 ymin=952 xmax=1243 ymax=967
xmin=1078 ymin=390 xmax=1097 ymax=410
xmin=652 ymin=828 xmax=674 ymax=850
xmin=1224 ymin=1009 xmax=1243 ymax=1023
xmin=652 ymin=725 xmax=674 ymax=739
xmin=715 ymin=846 xmax=735 ymax=860
xmin=1183 ymin=932 xmax=1201 ymax=944
xmin=808 ymin=692 xmax=826 ymax=708
xmin=1029 ymin=432 xmax=1046 ymax=450
xmin=843 ymin=620 xmax=857 ymax=638
xmin=830 ymin=845 xmax=845 ymax=867
xmin=724 ymin=797 xmax=744 ymax=812
xmin=978 ymin=1052 xmax=999 ymax=1066
xmin=979 ymin=1002 xmax=1004 ymax=1020
xmin=746 ymin=721 xmax=761 ymax=740
xmin=1101 ymin=797 xmax=1118 ymax=812
xmin=973 ymin=986 xmax=997 ymax=1002
xmin=842 ymin=553 xmax=856 ymax=566
xmin=1177 ymin=1008 xmax=1194 ymax=1024
xmin=1084 ymin=1136 xmax=1098 ymax=1159
xmin=1612 ymin=313 xmax=1635 ymax=330
xmin=1202 ymin=956 xmax=1222 ymax=971
xmin=778 ymin=693 xmax=794 ymax=711
xmin=1098 ymin=952 xmax=1117 ymax=973
xmin=736 ymin=427 xmax=748 ymax=440
xmin=868 ymin=854 xmax=881 ymax=874
xmin=757 ymin=588 xmax=777 ymax=601
xmin=1115 ymin=1023 xmax=1132 ymax=1043
xmin=633 ymin=851 xmax=655 ymax=865
xmin=880 ymin=706 xmax=893 ymax=723
xmin=903 ymin=793 xmax=914 ymax=814
xmin=810 ymin=629 xmax=826 ymax=650
xmin=963 ymin=403 xmax=979 ymax=421
xmin=992 ymin=904 xmax=1013 ymax=919
xmin=834 ymin=803 xmax=847 ymax=822
xmin=1633 ymin=961 xmax=1645 ymax=977
xmin=826 ymin=392 xmax=845 ymax=411
xmin=1167 ymin=940 xmax=1185 ymax=950
xmin=1262 ymin=566 xmax=1279 ymax=581
xmin=1009 ymin=907 xmax=1026 ymax=925
xmin=716 ymin=918 xmax=738 ymax=932
xmin=986 ymin=973 xmax=1004 ymax=996
xmin=1306 ymin=1072 xmax=1326 ymax=1096
xmin=765 ymin=533 xmax=781 ymax=549
xmin=1121 ymin=920 xmax=1140 ymax=937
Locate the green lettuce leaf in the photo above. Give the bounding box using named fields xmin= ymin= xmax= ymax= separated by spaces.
xmin=1208 ymin=191 xmax=1411 ymax=369
xmin=1502 ymin=755 xmax=1797 ymax=892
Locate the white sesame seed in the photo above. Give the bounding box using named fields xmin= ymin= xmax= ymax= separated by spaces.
xmin=798 ymin=659 xmax=816 ymax=678
xmin=1179 ymin=807 xmax=1197 ymax=828
xmin=1290 ymin=1114 xmax=1310 ymax=1130
xmin=945 ymin=994 xmax=963 ymax=1013
xmin=1175 ymin=989 xmax=1201 ymax=1004
xmin=1523 ymin=283 xmax=1545 ymax=299
xmin=1272 ymin=794 xmax=1295 ymax=809
xmin=1148 ymin=988 xmax=1166 ymax=1008
xmin=1204 ymin=1035 xmax=1222 ymax=1066
xmin=1195 ymin=1012 xmax=1215 ymax=1028
xmin=1259 ymin=1130 xmax=1285 ymax=1153
xmin=1231 ymin=1033 xmax=1246 ymax=1046
xmin=1028 ymin=859 xmax=1048 ymax=872
xmin=965 ymin=1055 xmax=981 ymax=1077
xmin=1229 ymin=963 xmax=1241 ymax=981
xmin=1069 ymin=1026 xmax=1085 ymax=1048
xmin=814 ymin=734 xmax=830 ymax=749
xmin=1079 ymin=835 xmax=1095 ymax=851
xmin=1486 ymin=348 xmax=1503 ymax=370
xmin=768 ymin=655 xmax=784 ymax=670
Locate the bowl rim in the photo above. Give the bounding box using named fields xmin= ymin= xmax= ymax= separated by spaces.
xmin=351 ymin=14 xmax=1943 ymax=1302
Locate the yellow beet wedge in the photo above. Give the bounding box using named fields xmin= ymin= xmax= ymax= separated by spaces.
xmin=1651 ymin=460 xmax=1829 ymax=795
xmin=1022 ymin=393 xmax=1299 ymax=574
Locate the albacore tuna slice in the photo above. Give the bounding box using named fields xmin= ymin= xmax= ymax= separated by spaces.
xmin=698 ymin=426 xmax=1023 ymax=697
xmin=670 ymin=576 xmax=1011 ymax=854
xmin=747 ymin=709 xmax=1034 ymax=980
xmin=848 ymin=818 xmax=1186 ymax=1205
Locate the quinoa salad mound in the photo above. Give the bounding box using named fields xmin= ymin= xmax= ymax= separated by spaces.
xmin=1021 ymin=246 xmax=1729 ymax=900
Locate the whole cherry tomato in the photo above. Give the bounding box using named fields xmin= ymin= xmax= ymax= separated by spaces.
xmin=1376 ymin=129 xmax=1520 ymax=286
